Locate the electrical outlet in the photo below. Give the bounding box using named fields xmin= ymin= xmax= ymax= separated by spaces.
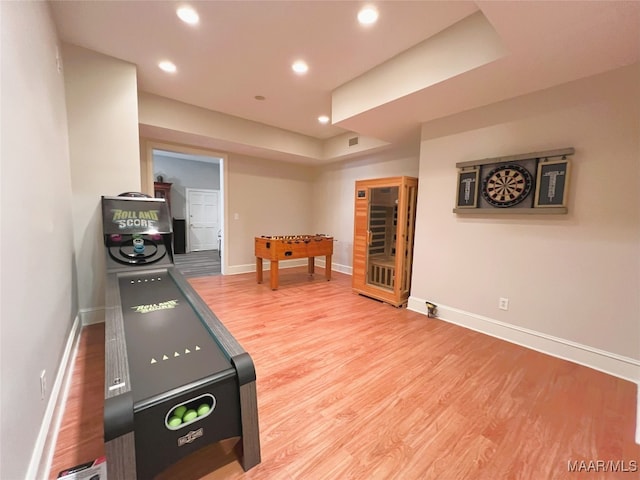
xmin=498 ymin=297 xmax=509 ymax=311
xmin=40 ymin=370 xmax=47 ymax=400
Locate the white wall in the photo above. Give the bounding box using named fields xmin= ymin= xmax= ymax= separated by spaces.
xmin=0 ymin=3 xmax=75 ymax=478
xmin=63 ymin=44 xmax=140 ymax=321
xmin=312 ymin=145 xmax=420 ymax=271
xmin=411 ymin=64 xmax=640 ymax=375
xmin=153 ymin=155 xmax=220 ymax=219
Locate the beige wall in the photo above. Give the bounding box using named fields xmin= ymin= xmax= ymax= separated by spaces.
xmin=63 ymin=44 xmax=141 ymax=319
xmin=139 ymin=92 xmax=323 ymax=162
xmin=137 ymin=91 xmax=421 ymax=274
xmin=332 ymin=11 xmax=506 ymax=129
xmin=0 ymin=3 xmax=75 ymax=478
xmin=5 ymin=6 xmax=637 ymax=478
xmin=137 ymin=140 xmax=420 ymax=275
xmin=137 ymin=108 xmax=321 ymax=274
xmin=411 ymin=64 xmax=640 ymax=375
xmin=312 ymin=145 xmax=420 ymax=271
xmin=226 ymin=153 xmax=315 ymax=270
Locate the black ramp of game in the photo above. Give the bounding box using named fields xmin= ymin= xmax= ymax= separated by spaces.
xmin=117 ymin=270 xmax=234 ymax=406
xmin=101 ymin=194 xmax=260 ymax=479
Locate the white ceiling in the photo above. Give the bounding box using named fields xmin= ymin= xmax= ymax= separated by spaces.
xmin=50 ymin=1 xmax=640 ymax=156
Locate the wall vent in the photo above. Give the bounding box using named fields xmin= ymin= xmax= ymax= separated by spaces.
xmin=348 ymin=136 xmax=359 ymax=147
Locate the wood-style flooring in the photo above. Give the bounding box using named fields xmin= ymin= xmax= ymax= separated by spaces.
xmin=50 ymin=267 xmax=639 ymax=479
xmin=174 ymin=250 xmax=221 ymax=278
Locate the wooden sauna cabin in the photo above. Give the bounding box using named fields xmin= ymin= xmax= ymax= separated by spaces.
xmin=352 ymin=176 xmax=418 ymax=307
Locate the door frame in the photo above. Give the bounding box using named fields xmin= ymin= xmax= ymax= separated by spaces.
xmin=140 ymin=139 xmax=228 ymax=274
xmin=185 ymin=187 xmax=221 ymax=253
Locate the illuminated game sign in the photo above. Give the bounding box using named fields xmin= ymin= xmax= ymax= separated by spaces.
xmin=112 ymin=209 xmax=161 ymax=230
xmin=102 ymin=196 xmax=172 ymax=235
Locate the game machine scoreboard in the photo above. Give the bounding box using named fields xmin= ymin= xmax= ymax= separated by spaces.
xmin=255 ymin=234 xmax=333 ymax=290
xmin=101 ymin=194 xmax=260 ymax=479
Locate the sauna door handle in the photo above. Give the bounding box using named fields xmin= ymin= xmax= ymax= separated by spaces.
xmin=367 ymin=230 xmax=372 ymax=246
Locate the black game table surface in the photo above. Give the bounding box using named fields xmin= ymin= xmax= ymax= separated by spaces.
xmin=117 ymin=270 xmax=234 ymax=406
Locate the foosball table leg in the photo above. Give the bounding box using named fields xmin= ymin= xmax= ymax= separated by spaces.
xmin=256 ymin=257 xmax=263 ymax=284
xmin=270 ymin=260 xmax=279 ymax=290
xmin=308 ymin=257 xmax=315 ymax=275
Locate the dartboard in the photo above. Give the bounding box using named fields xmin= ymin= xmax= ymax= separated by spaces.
xmin=482 ymin=164 xmax=533 ymax=207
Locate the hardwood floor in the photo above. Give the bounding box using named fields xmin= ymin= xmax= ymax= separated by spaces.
xmin=49 ymin=321 xmax=105 ymax=478
xmin=50 ymin=267 xmax=639 ymax=479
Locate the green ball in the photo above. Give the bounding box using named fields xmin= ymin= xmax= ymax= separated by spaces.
xmin=168 ymin=416 xmax=182 ymax=427
xmin=197 ymin=403 xmax=210 ymax=416
xmin=173 ymin=405 xmax=187 ymax=418
xmin=183 ymin=409 xmax=197 ymax=422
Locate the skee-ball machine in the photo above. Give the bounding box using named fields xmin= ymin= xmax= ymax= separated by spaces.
xmin=101 ymin=194 xmax=260 ymax=479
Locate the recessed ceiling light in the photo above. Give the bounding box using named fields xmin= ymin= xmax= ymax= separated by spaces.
xmin=292 ymin=60 xmax=309 ymax=75
xmin=318 ymin=115 xmax=330 ymax=124
xmin=358 ymin=6 xmax=379 ymax=25
xmin=158 ymin=61 xmax=177 ymax=73
xmin=177 ymin=6 xmax=199 ymax=25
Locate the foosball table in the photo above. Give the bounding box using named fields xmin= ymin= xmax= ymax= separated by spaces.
xmin=255 ymin=235 xmax=333 ymax=290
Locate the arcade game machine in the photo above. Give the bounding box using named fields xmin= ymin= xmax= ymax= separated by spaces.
xmin=101 ymin=194 xmax=260 ymax=479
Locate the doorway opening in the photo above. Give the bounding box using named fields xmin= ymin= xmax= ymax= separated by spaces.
xmin=144 ymin=144 xmax=227 ymax=277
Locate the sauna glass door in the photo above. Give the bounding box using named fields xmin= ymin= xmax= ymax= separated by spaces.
xmin=367 ymin=186 xmax=399 ymax=291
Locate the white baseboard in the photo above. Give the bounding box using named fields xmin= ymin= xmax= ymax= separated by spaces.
xmin=409 ymin=296 xmax=640 ymax=447
xmin=80 ymin=307 xmax=105 ymax=325
xmin=407 ymin=296 xmax=640 ymax=383
xmin=226 ymin=258 xmax=308 ymax=275
xmin=310 ymin=258 xmax=352 ymax=275
xmin=322 ymin=261 xmax=352 ymax=275
xmin=226 ymin=259 xmax=353 ymax=276
xmin=27 ymin=314 xmax=83 ymax=480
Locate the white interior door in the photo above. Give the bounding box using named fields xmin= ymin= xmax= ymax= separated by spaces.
xmin=187 ymin=189 xmax=219 ymax=251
